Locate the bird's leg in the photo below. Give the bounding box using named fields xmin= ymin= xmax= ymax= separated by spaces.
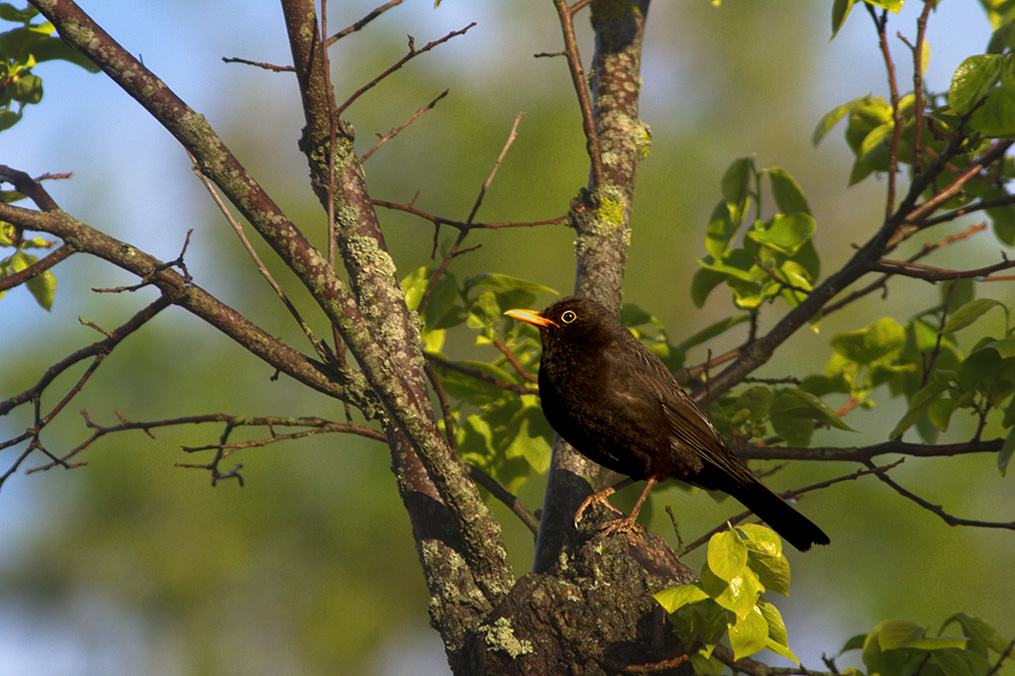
xmin=599 ymin=476 xmax=659 ymax=534
xmin=573 ymin=486 xmax=624 ymax=528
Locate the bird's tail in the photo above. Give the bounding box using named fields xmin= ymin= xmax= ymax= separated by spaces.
xmin=730 ymin=479 xmax=830 ymax=552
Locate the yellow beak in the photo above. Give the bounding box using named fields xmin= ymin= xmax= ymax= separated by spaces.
xmin=504 ymin=308 xmax=557 ymax=328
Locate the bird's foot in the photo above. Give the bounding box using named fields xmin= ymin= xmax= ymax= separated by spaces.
xmin=573 ymin=487 xmax=623 ymax=528
xmin=599 ymin=515 xmax=644 ymax=535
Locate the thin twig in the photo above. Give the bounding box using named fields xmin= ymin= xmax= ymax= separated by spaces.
xmin=187 ymin=151 xmax=334 ymax=364
xmin=466 ymin=111 xmax=525 ymax=225
xmin=551 ymin=0 xmax=603 ymax=187
xmin=336 ymin=23 xmax=475 ymax=116
xmin=372 ymin=199 xmax=567 ymax=231
xmin=361 ymin=89 xmax=449 ymax=163
xmin=467 ymin=464 xmax=541 ymax=535
xmin=863 ymin=459 xmax=1015 ymax=530
xmin=682 ymin=460 xmax=903 ymax=553
xmin=493 ymin=337 xmax=538 ymax=383
xmin=870 ymin=255 xmax=1015 ymax=282
xmin=909 ymin=3 xmax=934 ymax=174
xmin=221 ymin=56 xmax=294 ymax=72
xmin=418 ymin=112 xmax=527 ymax=314
xmin=424 ymin=352 xmax=538 ymax=396
xmin=325 ymin=0 xmax=404 ymax=46
xmin=867 ymin=5 xmax=900 ymax=220
xmin=824 ymin=223 xmax=988 ymax=316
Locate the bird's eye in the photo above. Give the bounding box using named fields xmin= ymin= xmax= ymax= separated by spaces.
xmin=561 ymin=310 xmax=577 ymax=324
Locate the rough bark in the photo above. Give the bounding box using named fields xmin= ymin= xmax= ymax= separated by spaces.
xmin=463 ymin=514 xmax=697 ymax=675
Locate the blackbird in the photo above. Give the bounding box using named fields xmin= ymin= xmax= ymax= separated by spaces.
xmin=505 ymin=296 xmax=829 ymax=552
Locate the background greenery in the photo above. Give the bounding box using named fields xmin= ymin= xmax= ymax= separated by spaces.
xmin=1 ymin=1 xmax=1011 ymax=674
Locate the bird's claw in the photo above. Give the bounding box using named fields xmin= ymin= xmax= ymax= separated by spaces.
xmin=573 ymin=487 xmax=624 ymax=529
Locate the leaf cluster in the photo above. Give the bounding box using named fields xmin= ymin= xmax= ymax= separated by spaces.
xmin=0 ymin=2 xmax=97 ymax=132
xmin=837 ymin=614 xmax=1011 ymax=676
xmin=0 ymin=219 xmax=55 ymax=309
xmin=653 ymin=524 xmax=798 ymax=673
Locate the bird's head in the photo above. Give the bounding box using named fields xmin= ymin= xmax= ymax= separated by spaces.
xmin=504 ymin=296 xmax=620 ymax=353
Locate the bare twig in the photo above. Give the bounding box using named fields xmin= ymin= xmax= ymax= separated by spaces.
xmin=187 ymin=151 xmax=334 ymax=364
xmin=984 ymin=637 xmax=1015 ymax=676
xmin=824 ymin=223 xmax=988 ymax=316
xmin=870 ymin=255 xmax=1015 ymax=282
xmin=325 ymin=0 xmax=404 ymax=46
xmin=336 ymin=23 xmax=475 ymax=116
xmin=466 ymin=111 xmax=525 ymax=225
xmin=425 ymin=352 xmax=538 ymax=396
xmin=1 ymin=297 xmax=173 ymax=488
xmin=493 ymin=337 xmax=538 ymax=383
xmin=372 ymin=199 xmax=567 ymax=231
xmin=551 ymin=0 xmax=603 ymax=186
xmin=361 ymin=89 xmax=449 ymax=163
xmin=867 ymin=5 xmax=900 ymax=220
xmin=93 ymin=230 xmax=193 ymax=293
xmin=467 ymin=464 xmax=541 ymax=535
xmin=418 ymin=112 xmax=527 ymax=314
xmin=682 ymin=461 xmax=902 ymax=554
xmin=863 ymin=459 xmax=1015 ymax=530
xmin=909 ymin=3 xmax=934 ymax=174
xmin=221 ymin=56 xmax=294 ymax=72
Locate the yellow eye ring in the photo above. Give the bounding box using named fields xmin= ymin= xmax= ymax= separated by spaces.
xmin=561 ymin=310 xmax=577 ymax=324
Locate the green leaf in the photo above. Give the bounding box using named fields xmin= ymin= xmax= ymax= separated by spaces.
xmin=653 ymin=583 xmax=709 ymax=613
xmin=830 ymin=0 xmax=857 ymax=40
xmin=772 ymin=387 xmax=853 ymax=431
xmin=691 ymin=265 xmax=727 ymax=308
xmin=764 ymin=167 xmax=811 ymax=215
xmin=941 ymin=299 xmax=1006 ymax=334
xmin=949 ymin=54 xmax=1003 ymax=114
xmin=741 ymin=525 xmax=790 ymax=596
xmin=26 ymin=264 xmax=55 ymax=310
xmin=933 ymin=648 xmax=993 ymax=676
xmin=721 ymin=157 xmax=754 ymax=206
xmin=706 ymin=529 xmax=749 ymax=582
xmin=463 ymin=273 xmax=556 ymax=309
xmin=705 ymin=200 xmax=740 ymax=259
xmin=757 ymin=598 xmax=791 ymax=649
xmin=729 ymin=606 xmax=768 ymax=660
xmin=1000 ymin=428 xmax=1015 ymax=476
xmin=0 ymin=3 xmax=40 ymax=22
xmin=845 ymin=96 xmax=892 ymax=153
xmin=12 ymin=72 xmax=42 ymax=104
xmin=863 ymin=0 xmax=904 ymax=12
xmin=401 ymin=266 xmax=430 ymax=311
xmin=502 ymin=402 xmax=553 ymax=474
xmin=733 ymin=387 xmax=774 ymax=421
xmin=749 ymin=213 xmax=815 ymax=257
xmin=813 ymin=95 xmax=865 ymax=144
xmin=831 ymin=318 xmax=905 ymax=364
xmin=942 ymin=613 xmax=1011 ymax=655
xmin=969 ymin=82 xmax=1015 ymax=137
xmin=438 ymin=360 xmax=518 ymax=405
xmin=873 ymin=618 xmax=966 ymax=652
xmin=891 ymin=375 xmax=953 ymax=438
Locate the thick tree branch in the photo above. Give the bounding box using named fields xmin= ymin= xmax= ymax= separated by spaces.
xmin=0 ymin=201 xmax=378 ymax=414
xmin=280 ymin=0 xmax=513 ymax=642
xmin=534 ymin=0 xmax=651 ymax=573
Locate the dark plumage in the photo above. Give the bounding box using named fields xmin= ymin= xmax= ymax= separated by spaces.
xmin=505 ymin=296 xmax=829 ymax=552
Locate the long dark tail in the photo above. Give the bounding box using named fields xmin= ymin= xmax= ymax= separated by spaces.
xmin=732 ymin=479 xmax=830 ymax=552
